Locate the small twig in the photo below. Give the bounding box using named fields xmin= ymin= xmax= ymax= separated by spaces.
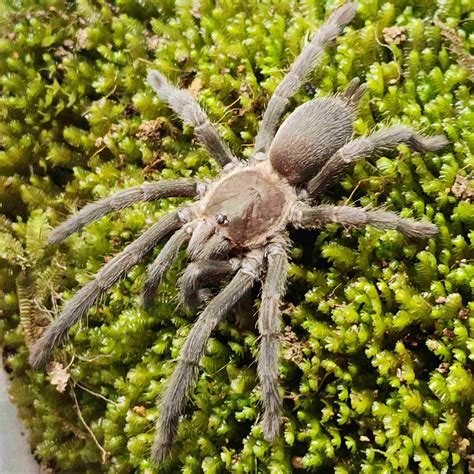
xmin=326 ymin=283 xmax=342 ymax=300
xmin=373 ymin=29 xmax=402 ymax=84
xmin=344 ymin=176 xmax=391 ymax=205
xmin=89 ymin=145 xmax=107 ymax=160
xmin=137 ymin=57 xmax=156 ymax=67
xmin=74 ymin=380 xmax=118 ymax=405
xmin=69 ymin=381 xmax=110 ymax=463
xmin=65 ymin=354 xmax=75 ymax=370
xmin=216 ymin=96 xmax=243 ymax=124
xmin=74 ymin=352 xmax=114 ymax=363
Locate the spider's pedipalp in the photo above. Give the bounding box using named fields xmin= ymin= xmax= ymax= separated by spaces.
xmin=186 ymin=219 xmax=215 ymax=260
xmin=307 ymin=125 xmax=448 ymax=197
xmin=29 ymin=210 xmax=187 ymax=368
xmin=257 ymin=241 xmax=289 ymax=441
xmin=147 ymin=70 xmax=238 ymax=168
xmin=178 ymin=259 xmax=240 ymax=309
xmin=48 ymin=179 xmax=199 ymax=244
xmin=292 ymin=204 xmax=439 ymax=238
xmin=193 ymin=231 xmax=231 ymax=260
xmin=254 ymin=2 xmax=357 ymax=153
xmin=142 ymin=224 xmax=196 ymax=307
xmin=152 ymin=251 xmax=263 ymax=464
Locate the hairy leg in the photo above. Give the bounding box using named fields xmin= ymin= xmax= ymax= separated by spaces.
xmin=29 ymin=209 xmax=192 ymax=368
xmin=254 ymin=2 xmax=357 ymax=154
xmin=148 ymin=71 xmax=238 ymax=168
xmin=343 ymin=77 xmax=366 ymax=106
xmin=292 ymin=204 xmax=439 ymax=238
xmin=142 ymin=224 xmax=196 ymax=307
xmin=178 ymin=259 xmax=240 ymax=309
xmin=233 ymin=290 xmax=256 ymax=330
xmin=152 ymin=250 xmax=263 ymax=463
xmin=48 ymin=179 xmax=200 ymax=244
xmin=257 ymin=241 xmax=289 ymax=441
xmin=307 ymin=125 xmax=448 ymax=197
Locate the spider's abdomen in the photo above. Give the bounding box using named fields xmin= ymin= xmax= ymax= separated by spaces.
xmin=199 ymin=164 xmax=295 ymax=247
xmin=269 ymin=98 xmax=354 ymax=184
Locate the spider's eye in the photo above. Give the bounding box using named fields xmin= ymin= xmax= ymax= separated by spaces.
xmin=215 ymin=214 xmax=229 ymax=226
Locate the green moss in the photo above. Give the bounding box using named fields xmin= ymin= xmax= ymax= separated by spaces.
xmin=0 ymin=0 xmax=473 ymax=472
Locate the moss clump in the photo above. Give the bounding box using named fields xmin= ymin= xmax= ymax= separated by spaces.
xmin=0 ymin=0 xmax=473 ymax=472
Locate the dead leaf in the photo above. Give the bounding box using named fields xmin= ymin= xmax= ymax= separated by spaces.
xmin=396 ymin=367 xmax=405 ymax=381
xmin=189 ymin=77 xmax=203 ymax=98
xmin=383 ymin=26 xmax=407 ymax=45
xmin=291 ymin=457 xmax=305 ymax=469
xmin=48 ymin=361 xmax=70 ymax=393
xmin=468 ymin=417 xmax=474 ymax=432
xmin=76 ymin=29 xmax=89 ymax=50
xmin=63 ymin=39 xmax=74 ymax=49
xmin=282 ymin=326 xmax=305 ymax=365
xmin=132 ymin=405 xmax=146 ymax=416
xmin=452 ymin=175 xmax=474 ymax=201
xmin=468 ymin=454 xmax=474 ymax=474
xmin=137 ymin=119 xmax=165 ymax=142
xmin=146 ymin=35 xmax=160 ymax=52
xmin=437 ymin=362 xmax=450 ymax=374
xmin=457 ymin=437 xmax=470 ymax=455
xmin=458 ymin=306 xmax=469 ymax=320
xmin=442 ymin=327 xmax=454 ymax=341
xmin=191 ymin=0 xmax=202 ymax=18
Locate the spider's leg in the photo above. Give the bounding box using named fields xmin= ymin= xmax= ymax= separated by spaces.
xmin=148 ymin=71 xmax=239 ymax=168
xmin=178 ymin=259 xmax=240 ymax=309
xmin=257 ymin=240 xmax=289 ymax=441
xmin=292 ymin=204 xmax=439 ymax=239
xmin=192 ymin=231 xmax=231 ymax=260
xmin=307 ymin=125 xmax=448 ymax=197
xmin=49 ymin=179 xmax=200 ymax=244
xmin=254 ymin=2 xmax=357 ymax=154
xmin=187 ymin=219 xmax=215 ymax=260
xmin=29 ymin=209 xmax=192 ymax=368
xmin=152 ymin=250 xmax=263 ymax=463
xmin=342 ymin=77 xmax=366 ymax=106
xmin=142 ymin=223 xmax=196 ymax=307
xmin=233 ymin=289 xmax=256 ymax=330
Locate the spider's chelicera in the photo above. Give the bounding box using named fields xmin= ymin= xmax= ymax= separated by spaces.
xmin=29 ymin=2 xmax=447 ymax=463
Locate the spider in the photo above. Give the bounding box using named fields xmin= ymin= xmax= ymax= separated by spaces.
xmin=29 ymin=2 xmax=447 ymax=464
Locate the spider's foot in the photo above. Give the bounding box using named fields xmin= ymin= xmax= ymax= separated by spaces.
xmin=142 ymin=278 xmax=160 ymax=308
xmin=151 ymin=438 xmax=171 ymax=464
xmin=400 ymin=220 xmax=439 ymax=239
xmin=48 ymin=226 xmax=69 ymax=245
xmin=417 ymin=134 xmax=449 ymax=152
xmin=329 ymin=2 xmax=358 ymax=27
xmin=29 ymin=328 xmax=56 ymax=368
xmin=262 ymin=411 xmax=282 ymax=442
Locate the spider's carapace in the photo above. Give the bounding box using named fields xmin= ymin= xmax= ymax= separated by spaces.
xmin=199 ymin=163 xmax=296 ymax=247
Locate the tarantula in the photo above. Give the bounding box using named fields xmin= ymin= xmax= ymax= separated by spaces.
xmin=29 ymin=2 xmax=447 ymax=464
